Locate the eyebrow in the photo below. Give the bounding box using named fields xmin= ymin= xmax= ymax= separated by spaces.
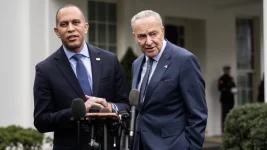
xmin=59 ymin=19 xmax=81 ymax=24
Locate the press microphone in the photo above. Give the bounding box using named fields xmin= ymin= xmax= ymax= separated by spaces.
xmin=71 ymin=98 xmax=86 ymax=150
xmin=129 ymin=89 xmax=140 ymax=139
xmin=89 ymin=105 xmax=101 ymax=149
xmin=100 ymin=107 xmax=111 ymax=113
xmin=100 ymin=107 xmax=111 ymax=150
xmin=71 ymin=98 xmax=86 ymax=120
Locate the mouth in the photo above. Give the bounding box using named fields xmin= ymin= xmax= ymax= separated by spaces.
xmin=145 ymin=47 xmax=154 ymax=52
xmin=67 ymin=35 xmax=78 ymax=41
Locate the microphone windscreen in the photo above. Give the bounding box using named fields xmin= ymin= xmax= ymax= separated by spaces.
xmin=129 ymin=89 xmax=140 ymax=106
xmin=100 ymin=107 xmax=111 ymax=113
xmin=89 ymin=105 xmax=101 ymax=112
xmin=71 ymin=98 xmax=86 ymax=119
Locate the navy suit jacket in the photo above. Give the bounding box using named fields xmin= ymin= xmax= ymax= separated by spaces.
xmin=33 ymin=43 xmax=129 ymax=149
xmin=132 ymin=41 xmax=208 ymax=150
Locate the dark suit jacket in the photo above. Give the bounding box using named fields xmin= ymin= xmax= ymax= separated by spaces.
xmin=33 ymin=43 xmax=130 ymax=150
xmin=131 ymin=41 xmax=208 ymax=150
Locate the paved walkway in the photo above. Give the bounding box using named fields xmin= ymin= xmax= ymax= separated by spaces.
xmin=203 ymin=136 xmax=222 ymax=150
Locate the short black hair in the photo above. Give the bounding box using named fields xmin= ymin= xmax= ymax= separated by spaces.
xmin=55 ymin=4 xmax=85 ymax=25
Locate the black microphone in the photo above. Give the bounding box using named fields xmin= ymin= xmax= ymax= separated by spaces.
xmin=89 ymin=105 xmax=101 ymax=149
xmin=129 ymin=89 xmax=140 ymax=139
xmin=71 ymin=98 xmax=86 ymax=120
xmin=71 ymin=98 xmax=86 ymax=150
xmin=100 ymin=107 xmax=111 ymax=150
xmin=89 ymin=105 xmax=101 ymax=113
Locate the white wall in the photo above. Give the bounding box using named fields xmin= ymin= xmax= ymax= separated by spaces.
xmin=0 ymin=0 xmax=32 ymax=127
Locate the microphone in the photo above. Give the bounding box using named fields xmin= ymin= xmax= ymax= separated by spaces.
xmin=89 ymin=105 xmax=101 ymax=113
xmin=100 ymin=107 xmax=111 ymax=150
xmin=71 ymin=98 xmax=86 ymax=150
xmin=71 ymin=98 xmax=86 ymax=120
xmin=89 ymin=105 xmax=101 ymax=149
xmin=129 ymin=89 xmax=140 ymax=139
xmin=100 ymin=107 xmax=111 ymax=113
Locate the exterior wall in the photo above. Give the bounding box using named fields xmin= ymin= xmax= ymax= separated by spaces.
xmin=0 ymin=0 xmax=263 ymax=139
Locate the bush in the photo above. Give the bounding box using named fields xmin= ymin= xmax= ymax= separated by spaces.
xmin=0 ymin=125 xmax=44 ymax=150
xmin=222 ymin=103 xmax=267 ymax=150
xmin=120 ymin=47 xmax=137 ymax=91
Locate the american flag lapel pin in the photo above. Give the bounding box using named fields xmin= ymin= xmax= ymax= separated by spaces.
xmin=164 ymin=65 xmax=168 ymax=68
xmin=96 ymin=58 xmax=101 ymax=61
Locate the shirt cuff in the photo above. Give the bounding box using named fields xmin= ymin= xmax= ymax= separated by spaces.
xmin=111 ymin=103 xmax=119 ymax=113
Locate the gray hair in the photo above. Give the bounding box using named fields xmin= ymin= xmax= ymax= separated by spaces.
xmin=131 ymin=10 xmax=163 ymax=30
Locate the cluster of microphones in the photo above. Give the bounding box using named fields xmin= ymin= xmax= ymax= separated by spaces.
xmin=71 ymin=89 xmax=140 ymax=150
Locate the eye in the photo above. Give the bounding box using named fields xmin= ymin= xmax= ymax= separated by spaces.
xmin=137 ymin=34 xmax=146 ymax=40
xmin=73 ymin=21 xmax=80 ymax=25
xmin=150 ymin=32 xmax=157 ymax=37
xmin=60 ymin=23 xmax=67 ymax=27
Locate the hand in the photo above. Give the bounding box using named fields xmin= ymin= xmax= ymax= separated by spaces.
xmin=85 ymin=95 xmax=112 ymax=112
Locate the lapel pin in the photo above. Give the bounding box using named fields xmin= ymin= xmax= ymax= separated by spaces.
xmin=96 ymin=58 xmax=101 ymax=61
xmin=164 ymin=65 xmax=168 ymax=68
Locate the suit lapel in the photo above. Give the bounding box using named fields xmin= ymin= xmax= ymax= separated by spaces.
xmin=55 ymin=47 xmax=85 ymax=99
xmin=87 ymin=44 xmax=101 ymax=96
xmin=142 ymin=42 xmax=173 ymax=107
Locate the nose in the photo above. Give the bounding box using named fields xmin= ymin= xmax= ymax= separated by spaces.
xmin=145 ymin=36 xmax=153 ymax=45
xmin=67 ymin=23 xmax=75 ymax=32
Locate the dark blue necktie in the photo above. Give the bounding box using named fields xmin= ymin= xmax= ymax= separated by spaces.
xmin=140 ymin=57 xmax=154 ymax=103
xmin=72 ymin=54 xmax=92 ymax=96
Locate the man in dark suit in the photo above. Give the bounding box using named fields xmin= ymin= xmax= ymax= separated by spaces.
xmin=131 ymin=10 xmax=208 ymax=150
xmin=218 ymin=66 xmax=236 ymax=131
xmin=33 ymin=4 xmax=129 ymax=150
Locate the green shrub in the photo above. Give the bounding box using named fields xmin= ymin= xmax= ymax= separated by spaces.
xmin=0 ymin=125 xmax=43 ymax=150
xmin=222 ymin=103 xmax=267 ymax=150
xmin=120 ymin=47 xmax=138 ymax=91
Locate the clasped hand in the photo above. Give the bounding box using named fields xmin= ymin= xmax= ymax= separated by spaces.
xmin=84 ymin=95 xmax=112 ymax=113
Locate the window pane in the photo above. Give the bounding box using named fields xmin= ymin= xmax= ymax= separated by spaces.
xmin=99 ymin=44 xmax=106 ymax=50
xmin=108 ymin=3 xmax=116 ymax=22
xmin=88 ymin=1 xmax=95 ymax=21
xmin=89 ymin=23 xmax=96 ymax=43
xmin=109 ymin=25 xmax=116 ymax=44
xmin=97 ymin=2 xmax=106 ymax=21
xmin=98 ymin=23 xmax=106 ymax=43
xmin=109 ymin=46 xmax=116 ymax=54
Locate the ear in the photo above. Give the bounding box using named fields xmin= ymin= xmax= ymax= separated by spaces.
xmin=84 ymin=23 xmax=89 ymax=33
xmin=161 ymin=27 xmax=165 ymax=36
xmin=54 ymin=27 xmax=60 ymax=38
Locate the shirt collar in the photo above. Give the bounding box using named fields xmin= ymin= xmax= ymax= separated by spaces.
xmin=63 ymin=41 xmax=90 ymax=60
xmin=145 ymin=39 xmax=166 ymax=62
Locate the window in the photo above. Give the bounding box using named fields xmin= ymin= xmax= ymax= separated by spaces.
xmin=165 ymin=25 xmax=185 ymax=47
xmin=88 ymin=1 xmax=117 ymax=53
xmin=236 ymin=19 xmax=254 ymax=105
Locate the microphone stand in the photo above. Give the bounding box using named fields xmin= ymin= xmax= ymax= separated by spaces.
xmin=103 ymin=124 xmax=108 ymax=150
xmin=76 ymin=120 xmax=81 ymax=150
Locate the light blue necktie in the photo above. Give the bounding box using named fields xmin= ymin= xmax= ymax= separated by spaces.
xmin=72 ymin=54 xmax=92 ymax=96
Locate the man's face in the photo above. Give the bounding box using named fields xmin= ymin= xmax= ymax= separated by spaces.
xmin=54 ymin=7 xmax=88 ymax=53
xmin=133 ymin=16 xmax=165 ymax=58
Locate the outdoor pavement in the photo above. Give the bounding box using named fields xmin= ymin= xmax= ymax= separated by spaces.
xmin=203 ymin=136 xmax=221 ymax=150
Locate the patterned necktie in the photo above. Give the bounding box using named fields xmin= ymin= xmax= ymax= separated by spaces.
xmin=72 ymin=54 xmax=92 ymax=96
xmin=139 ymin=57 xmax=154 ymax=103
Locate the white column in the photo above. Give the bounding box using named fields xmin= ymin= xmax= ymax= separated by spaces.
xmin=0 ymin=0 xmax=32 ymax=128
xmin=264 ymin=0 xmax=267 ymax=103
